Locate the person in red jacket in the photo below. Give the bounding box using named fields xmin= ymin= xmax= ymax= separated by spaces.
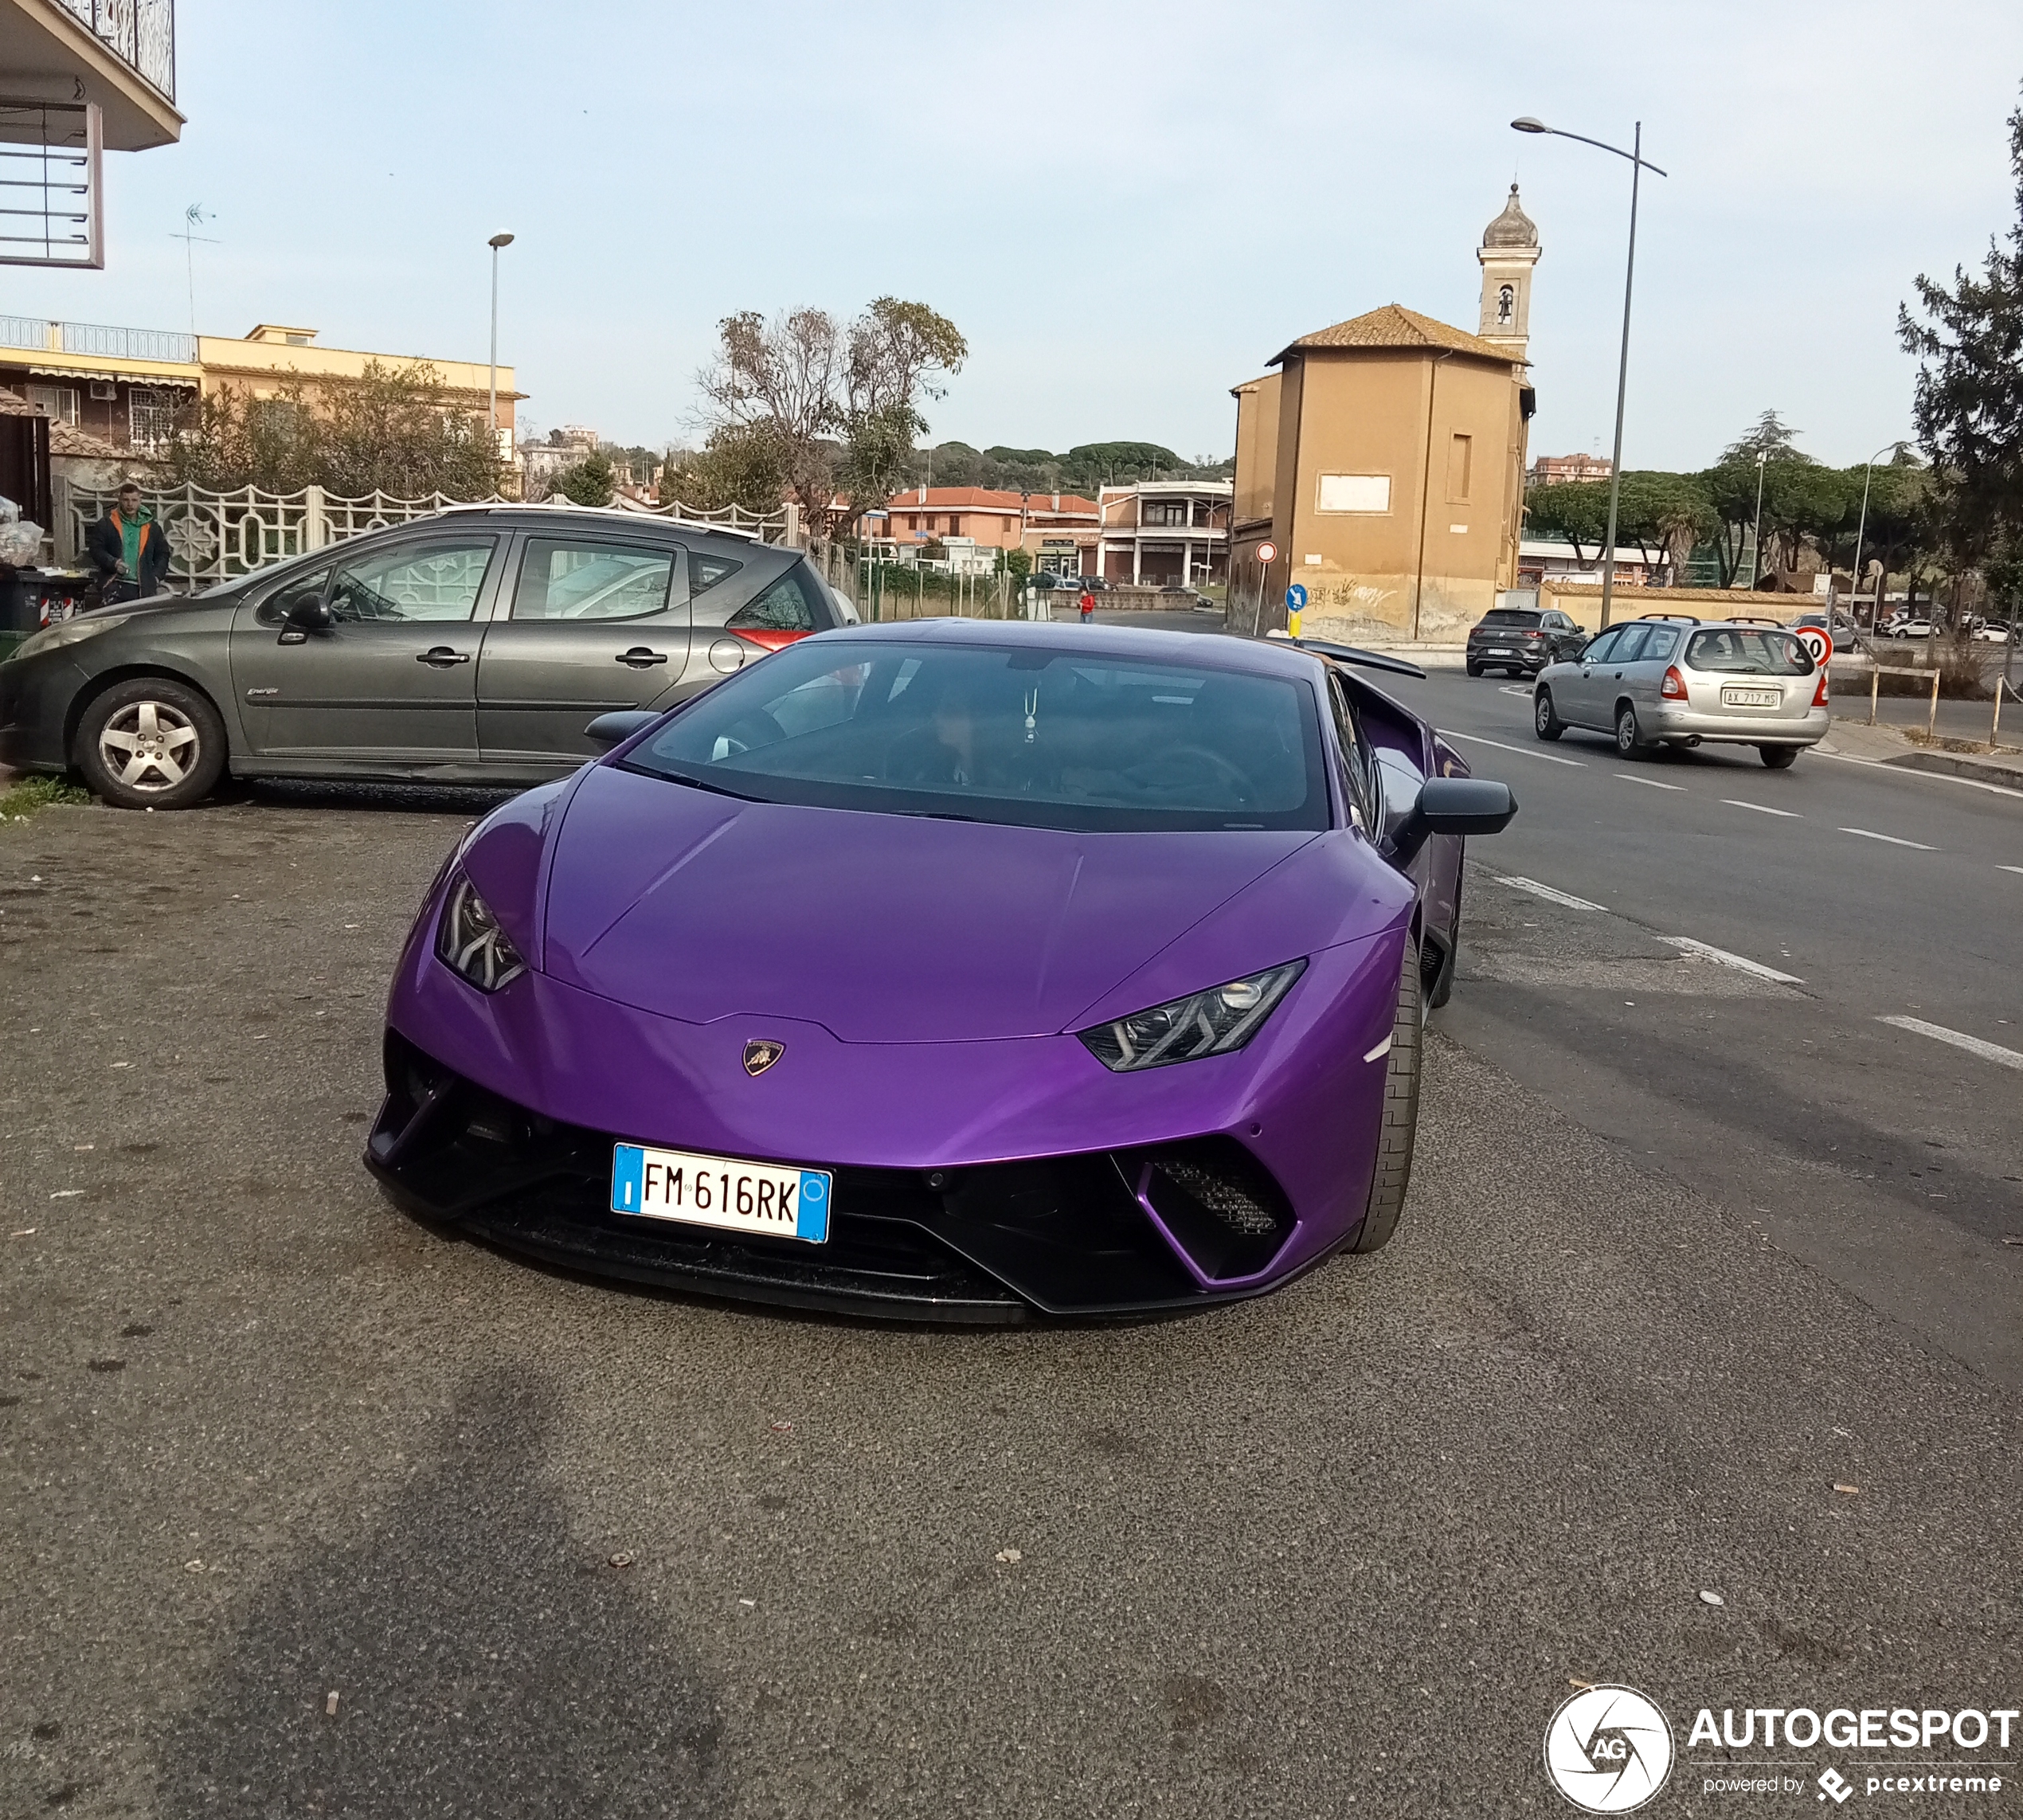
xmin=1078 ymin=584 xmax=1094 ymax=624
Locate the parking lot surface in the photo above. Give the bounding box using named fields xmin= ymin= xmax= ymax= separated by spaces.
xmin=3 ymin=789 xmax=2018 ymax=1817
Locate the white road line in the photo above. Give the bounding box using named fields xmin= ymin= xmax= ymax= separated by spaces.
xmin=1440 ymin=729 xmax=1586 ymax=768
xmin=1813 ymin=749 xmax=2023 ymax=800
xmin=2001 ymin=865 xmax=2023 ymax=875
xmin=1841 ymin=827 xmax=1936 ymax=850
xmin=1878 ymin=1016 xmax=2023 ymax=1073
xmin=1658 ymin=936 xmax=1805 ymax=984
xmin=1616 ymin=773 xmax=1687 ymax=790
xmin=1722 ymin=799 xmax=1802 ymax=818
xmin=1497 ymin=875 xmax=1609 ymax=913
xmin=1497 ymin=684 xmax=1535 ymax=699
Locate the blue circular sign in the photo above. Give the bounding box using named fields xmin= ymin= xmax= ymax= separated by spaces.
xmin=1285 ymin=583 xmax=1309 ymax=612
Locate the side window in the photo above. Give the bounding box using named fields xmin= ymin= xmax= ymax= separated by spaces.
xmin=1642 ymin=626 xmax=1678 ymax=661
xmin=511 ymin=538 xmax=679 ymax=621
xmin=254 ymin=562 xmax=332 ymax=628
xmin=1610 ymin=625 xmax=1653 ymax=664
xmin=1582 ymin=628 xmax=1623 ymax=663
xmin=1325 ymin=671 xmax=1375 ymax=829
xmin=327 ymin=540 xmax=496 ymax=624
xmin=691 ymin=550 xmax=745 ymax=598
xmin=729 ymin=566 xmax=823 ymax=633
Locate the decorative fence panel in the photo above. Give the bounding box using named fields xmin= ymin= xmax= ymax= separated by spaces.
xmin=62 ymin=483 xmax=795 ymax=585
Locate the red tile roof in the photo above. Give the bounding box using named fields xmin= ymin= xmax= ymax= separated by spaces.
xmin=884 ymin=486 xmax=1098 ymax=515
xmin=1271 ymin=303 xmax=1518 ymax=367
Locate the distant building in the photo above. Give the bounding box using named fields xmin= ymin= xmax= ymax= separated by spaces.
xmin=1517 ymin=538 xmax=1653 ymax=588
xmin=882 ymin=486 xmax=1101 ymax=571
xmin=1096 ymin=479 xmax=1231 ymax=585
xmin=1529 ymin=453 xmax=1613 ymax=487
xmin=1228 ymin=189 xmax=1539 ymax=638
xmin=519 ymin=426 xmax=601 ymax=495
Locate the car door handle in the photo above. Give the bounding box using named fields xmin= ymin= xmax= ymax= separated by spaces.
xmin=417 ymin=647 xmax=471 ymax=667
xmin=616 ymin=648 xmax=669 ymax=667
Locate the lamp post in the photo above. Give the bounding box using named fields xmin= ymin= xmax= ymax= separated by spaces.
xmin=487 ymin=233 xmax=515 ymax=445
xmin=1512 ymin=116 xmax=1666 ymax=630
xmin=1847 ymin=440 xmax=1902 ymax=631
xmin=1749 ymin=448 xmax=1768 ymax=589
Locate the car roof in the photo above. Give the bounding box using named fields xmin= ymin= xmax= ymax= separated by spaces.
xmin=432 ymin=503 xmax=769 ymax=548
xmin=802 ymin=615 xmax=1325 ymax=683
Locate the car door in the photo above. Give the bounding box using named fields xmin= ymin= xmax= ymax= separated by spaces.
xmin=228 ymin=533 xmax=499 ymax=767
xmin=1591 ymin=624 xmax=1653 ymax=724
xmin=1544 ymin=611 xmax=1583 ymax=662
xmin=1628 ymin=623 xmax=1680 ymax=714
xmin=1559 ymin=626 xmax=1622 ymax=726
xmin=475 ymin=530 xmax=692 ymax=770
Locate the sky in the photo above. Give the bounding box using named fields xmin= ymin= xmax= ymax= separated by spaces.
xmin=9 ymin=0 xmax=2023 ymax=472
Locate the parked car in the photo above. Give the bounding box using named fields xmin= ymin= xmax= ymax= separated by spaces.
xmin=366 ymin=619 xmax=1516 ymax=1320
xmin=1786 ymin=610 xmax=1862 ymax=647
xmin=1157 ymin=585 xmax=1219 ymax=609
xmin=1972 ymin=620 xmax=2012 ymax=644
xmin=0 ymin=507 xmax=855 ymax=810
xmin=1885 ymin=618 xmax=1939 ymax=640
xmin=1533 ymin=615 xmax=1829 ymax=767
xmin=1078 ymin=575 xmax=1113 ymax=593
xmin=1464 ymin=605 xmax=1586 ymax=677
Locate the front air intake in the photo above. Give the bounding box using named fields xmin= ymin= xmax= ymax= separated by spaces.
xmin=1134 ymin=1137 xmax=1294 ymax=1282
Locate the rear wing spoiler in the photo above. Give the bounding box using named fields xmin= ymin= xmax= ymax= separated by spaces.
xmin=1266 ymin=629 xmax=1426 ymax=680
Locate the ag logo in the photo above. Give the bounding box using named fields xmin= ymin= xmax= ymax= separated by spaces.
xmin=1544 ymin=1685 xmax=1674 ymax=1813
xmin=742 ymin=1039 xmax=785 ymax=1078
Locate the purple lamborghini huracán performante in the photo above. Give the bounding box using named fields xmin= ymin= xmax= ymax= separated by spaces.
xmin=366 ymin=620 xmax=1515 ymax=1321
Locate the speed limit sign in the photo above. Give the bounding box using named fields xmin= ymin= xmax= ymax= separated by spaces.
xmin=1256 ymin=542 xmax=1278 ymax=566
xmin=1794 ymin=624 xmax=1833 ymax=665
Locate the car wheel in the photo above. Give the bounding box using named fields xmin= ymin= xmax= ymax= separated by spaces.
xmin=1759 ymin=744 xmax=1799 ymax=769
xmin=1465 ymin=660 xmax=1481 ymax=677
xmin=1348 ymin=935 xmax=1422 ymax=1254
xmin=1614 ymin=703 xmax=1645 ymax=758
xmin=76 ymin=675 xmax=228 ymax=811
xmin=1533 ymin=686 xmax=1565 ymax=742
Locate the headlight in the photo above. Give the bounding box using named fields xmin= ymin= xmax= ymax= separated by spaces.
xmin=1078 ymin=960 xmax=1306 ymax=1071
xmin=13 ymin=614 xmax=130 ymax=660
xmin=435 ymin=875 xmax=527 ymax=992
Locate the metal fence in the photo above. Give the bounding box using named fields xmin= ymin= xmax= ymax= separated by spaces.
xmin=0 ymin=316 xmax=198 ymax=361
xmin=59 ymin=481 xmax=795 ymax=585
xmin=57 ymin=0 xmax=176 ymax=102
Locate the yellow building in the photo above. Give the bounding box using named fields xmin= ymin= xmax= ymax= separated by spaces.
xmin=1230 ymin=190 xmax=1540 ymax=640
xmin=0 ymin=319 xmax=522 ymax=464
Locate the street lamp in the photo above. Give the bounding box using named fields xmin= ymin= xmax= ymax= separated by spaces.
xmin=487 ymin=232 xmax=515 ymax=445
xmin=1751 ymin=448 xmax=1767 ymax=589
xmin=1847 ymin=440 xmax=1903 ymax=629
xmin=1512 ymin=116 xmax=1667 ymax=629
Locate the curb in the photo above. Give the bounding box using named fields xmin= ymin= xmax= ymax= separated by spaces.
xmin=1884 ymin=750 xmax=2023 ymax=789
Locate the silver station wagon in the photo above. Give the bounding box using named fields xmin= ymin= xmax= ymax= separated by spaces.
xmin=1532 ymin=615 xmax=1829 ymax=768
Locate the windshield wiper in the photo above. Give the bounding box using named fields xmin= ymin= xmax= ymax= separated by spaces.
xmin=626 ymin=763 xmax=763 ymax=802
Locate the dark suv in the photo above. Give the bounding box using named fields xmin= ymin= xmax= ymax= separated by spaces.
xmin=1465 ymin=605 xmax=1585 ymax=678
xmin=0 ymin=505 xmax=855 ymax=810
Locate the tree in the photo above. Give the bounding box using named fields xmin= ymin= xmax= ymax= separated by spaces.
xmin=1523 ymin=479 xmax=1614 ymax=562
xmin=697 ymin=297 xmax=966 ymax=529
xmin=554 ymin=448 xmax=616 ymax=507
xmin=1899 ymin=88 xmax=2023 ymax=577
xmin=660 ymin=424 xmax=788 ymax=518
xmin=170 ymin=361 xmax=503 ymax=499
xmin=1611 ymin=472 xmax=1717 ymax=581
xmin=1720 ymin=409 xmax=1807 ymax=466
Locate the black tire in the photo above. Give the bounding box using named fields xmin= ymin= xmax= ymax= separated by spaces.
xmin=1348 ymin=935 xmax=1422 ymax=1254
xmin=1759 ymin=744 xmax=1799 ymax=769
xmin=1614 ymin=703 xmax=1645 ymax=758
xmin=75 ymin=675 xmax=228 ymax=811
xmin=1533 ymin=686 xmax=1565 ymax=742
xmin=1465 ymin=660 xmax=1482 ymax=678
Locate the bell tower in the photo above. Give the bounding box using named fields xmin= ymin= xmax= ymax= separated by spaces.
xmin=1477 ymin=183 xmax=1540 ymax=359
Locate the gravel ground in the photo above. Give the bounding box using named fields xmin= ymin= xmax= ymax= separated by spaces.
xmin=2 ymin=794 xmax=2017 ymax=1818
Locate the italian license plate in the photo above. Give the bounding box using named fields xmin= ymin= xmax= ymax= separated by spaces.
xmin=611 ymin=1144 xmax=832 ymax=1243
xmin=1722 ymin=687 xmax=1781 ymax=708
xmin=1486 ymin=648 xmax=1512 ymax=656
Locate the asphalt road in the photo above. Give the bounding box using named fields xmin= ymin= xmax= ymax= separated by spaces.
xmin=2 ymin=672 xmax=2019 ymax=1816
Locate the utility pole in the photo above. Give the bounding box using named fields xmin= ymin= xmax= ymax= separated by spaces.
xmin=487 ymin=233 xmax=515 ymax=445
xmin=1749 ymin=448 xmax=1768 ymax=589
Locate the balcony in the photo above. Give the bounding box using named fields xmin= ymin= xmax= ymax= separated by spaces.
xmin=0 ymin=315 xmax=199 ymax=365
xmin=55 ymin=0 xmax=175 ymax=102
xmin=2 ymin=0 xmax=182 ymax=150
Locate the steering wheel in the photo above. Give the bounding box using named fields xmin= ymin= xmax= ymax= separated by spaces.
xmin=1125 ymin=744 xmax=1252 ymax=802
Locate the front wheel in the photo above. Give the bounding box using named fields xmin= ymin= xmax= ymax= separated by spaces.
xmin=1348 ymin=936 xmax=1422 ymax=1254
xmin=1534 ymin=686 xmax=1565 ymax=742
xmin=1759 ymin=744 xmax=1799 ymax=769
xmin=76 ymin=676 xmax=228 ymax=810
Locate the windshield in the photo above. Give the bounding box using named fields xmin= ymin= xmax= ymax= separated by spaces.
xmin=624 ymin=638 xmax=1330 ymax=832
xmin=1685 ymin=628 xmax=1813 ymax=675
xmin=1479 ymin=610 xmax=1540 ymax=628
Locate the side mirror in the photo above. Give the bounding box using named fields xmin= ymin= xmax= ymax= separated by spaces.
xmin=584 ymin=709 xmax=659 ymax=752
xmin=277 ymin=597 xmax=334 ymax=644
xmin=1390 ymin=777 xmax=1517 ymax=864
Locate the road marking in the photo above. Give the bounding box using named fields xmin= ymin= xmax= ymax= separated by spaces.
xmin=1813 ymin=749 xmax=2023 ymax=800
xmin=1497 ymin=683 xmax=1535 ymax=699
xmin=1497 ymin=875 xmax=1609 ymax=913
xmin=1878 ymin=1016 xmax=2023 ymax=1072
xmin=1616 ymin=773 xmax=1686 ymax=790
xmin=1840 ymin=827 xmax=1935 ymax=849
xmin=1722 ymin=799 xmax=1802 ymax=818
xmin=1439 ymin=729 xmax=1586 ymax=768
xmin=2001 ymin=865 xmax=2023 ymax=875
xmin=1658 ymin=936 xmax=1805 ymax=984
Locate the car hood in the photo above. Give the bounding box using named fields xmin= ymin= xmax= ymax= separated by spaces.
xmin=538 ymin=761 xmax=1321 ymax=1042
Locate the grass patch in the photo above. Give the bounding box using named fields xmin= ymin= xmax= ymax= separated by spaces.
xmin=0 ymin=775 xmax=93 ymax=823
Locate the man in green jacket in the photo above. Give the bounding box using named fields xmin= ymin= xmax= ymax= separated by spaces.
xmin=86 ymin=482 xmax=173 ymax=601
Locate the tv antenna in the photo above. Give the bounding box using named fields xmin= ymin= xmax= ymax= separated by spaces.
xmin=169 ymin=204 xmax=218 ymax=337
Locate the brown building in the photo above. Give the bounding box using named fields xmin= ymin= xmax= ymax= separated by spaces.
xmin=1230 ymin=190 xmax=1540 ymax=640
xmin=1096 ymin=480 xmax=1231 ymax=585
xmin=881 ymin=486 xmax=1100 ymax=570
xmin=1530 ymin=452 xmax=1612 ymax=487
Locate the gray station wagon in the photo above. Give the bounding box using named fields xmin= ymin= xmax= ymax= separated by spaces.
xmin=1532 ymin=615 xmax=1830 ymax=767
xmin=0 ymin=506 xmax=856 ymax=808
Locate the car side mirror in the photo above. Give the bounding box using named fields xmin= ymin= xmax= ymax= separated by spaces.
xmin=277 ymin=597 xmax=334 ymax=644
xmin=584 ymin=709 xmax=659 ymax=752
xmin=1390 ymin=777 xmax=1517 ymax=864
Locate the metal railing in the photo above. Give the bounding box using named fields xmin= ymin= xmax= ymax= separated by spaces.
xmin=55 ymin=0 xmax=176 ymax=103
xmin=0 ymin=315 xmax=198 ymax=362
